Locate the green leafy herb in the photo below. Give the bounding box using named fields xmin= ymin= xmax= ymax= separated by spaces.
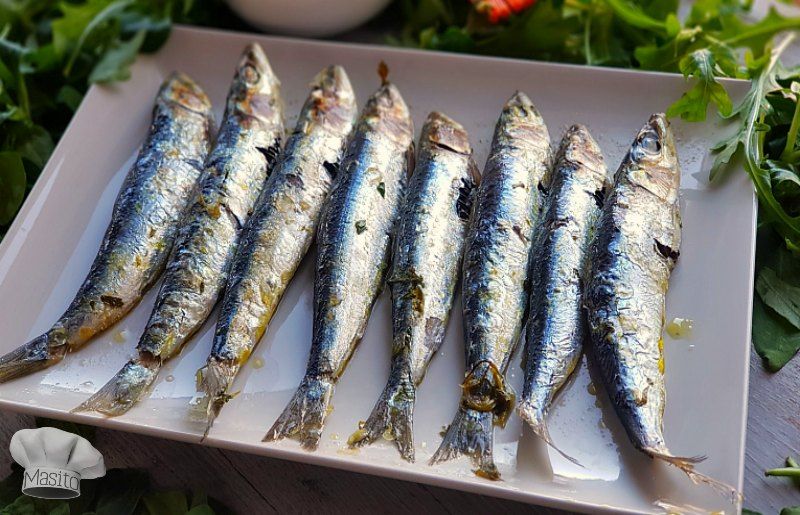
xmin=0 ymin=153 xmax=26 ymax=225
xmin=0 ymin=463 xmax=226 ymax=515
xmin=0 ymin=0 xmax=241 ymax=239
xmin=666 ymin=48 xmax=733 ymax=122
xmin=756 ymin=267 xmax=800 ymax=330
xmin=355 ymin=220 xmax=367 ymax=233
xmin=377 ymin=181 xmax=385 ymax=197
xmin=395 ymin=0 xmax=800 ymax=121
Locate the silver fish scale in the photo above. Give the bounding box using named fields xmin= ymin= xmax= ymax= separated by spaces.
xmin=0 ymin=73 xmax=213 ymax=383
xmin=309 ymin=82 xmax=414 ymax=380
xmin=586 ymin=114 xmax=681 ymax=454
xmin=138 ymin=44 xmax=284 ymax=360
xmin=520 ymin=125 xmax=608 ymax=443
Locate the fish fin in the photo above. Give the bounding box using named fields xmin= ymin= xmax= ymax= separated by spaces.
xmin=517 ymin=400 xmax=584 ymax=467
xmin=429 ymin=407 xmax=499 ymax=480
xmin=72 ymin=355 xmax=161 ymax=416
xmin=0 ymin=332 xmax=68 ymax=383
xmin=262 ymin=376 xmax=334 ymax=450
xmin=647 ymin=449 xmax=742 ymax=506
xmin=429 ymin=360 xmax=515 ymax=480
xmin=193 ymin=358 xmax=238 ymax=439
xmin=348 ymin=368 xmax=415 ymax=461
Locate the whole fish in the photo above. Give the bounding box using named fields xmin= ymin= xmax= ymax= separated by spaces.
xmin=74 ymin=43 xmax=284 ymax=416
xmin=431 ymin=92 xmax=552 ymax=480
xmin=585 ymin=114 xmax=735 ymax=499
xmin=263 ymin=76 xmax=414 ymax=450
xmin=0 ymin=73 xmax=213 ymax=383
xmin=193 ymin=65 xmax=357 ymax=432
xmin=348 ymin=112 xmax=479 ymax=461
xmin=517 ymin=125 xmax=608 ymax=463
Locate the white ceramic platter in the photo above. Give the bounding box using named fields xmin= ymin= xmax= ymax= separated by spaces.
xmin=0 ymin=25 xmax=754 ymax=514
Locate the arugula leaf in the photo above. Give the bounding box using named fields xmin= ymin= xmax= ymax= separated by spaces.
xmin=0 ymin=465 xmax=22 ymax=507
xmin=667 ymin=48 xmax=733 ymax=121
xmin=753 ymin=294 xmax=800 ymax=372
xmin=756 ymin=267 xmax=800 ymax=330
xmin=94 ymin=469 xmax=149 ymax=515
xmin=783 ymin=508 xmax=800 ymax=515
xmin=0 ymin=152 xmax=26 ymax=225
xmin=141 ymin=490 xmax=188 ymax=515
xmin=89 ymin=28 xmax=145 ymax=83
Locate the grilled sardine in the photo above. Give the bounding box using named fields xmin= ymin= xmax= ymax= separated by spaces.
xmin=431 ymin=92 xmax=551 ymax=480
xmin=0 ymin=73 xmax=213 ymax=383
xmin=518 ymin=125 xmax=608 ymax=464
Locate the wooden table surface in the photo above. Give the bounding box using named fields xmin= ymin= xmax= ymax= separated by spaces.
xmin=0 ymin=350 xmax=796 ymax=513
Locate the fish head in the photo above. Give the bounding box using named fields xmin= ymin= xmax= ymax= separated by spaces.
xmin=501 ymin=91 xmax=545 ymax=128
xmin=231 ymin=43 xmax=282 ymax=123
xmin=363 ymin=81 xmax=414 ymax=147
xmin=560 ymin=124 xmax=608 ymax=185
xmin=421 ymin=111 xmax=472 ymax=156
xmin=160 ymin=72 xmax=213 ymax=115
xmin=625 ymin=113 xmax=680 ymax=202
xmin=309 ymin=65 xmax=358 ymax=128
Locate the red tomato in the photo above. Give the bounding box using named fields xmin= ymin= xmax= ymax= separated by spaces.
xmin=471 ymin=0 xmax=536 ymax=23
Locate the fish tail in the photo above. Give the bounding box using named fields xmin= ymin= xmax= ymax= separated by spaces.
xmin=262 ymin=375 xmax=334 ymax=450
xmin=517 ymin=399 xmax=583 ymax=467
xmin=193 ymin=358 xmax=238 ymax=439
xmin=348 ymin=367 xmax=416 ymax=461
xmin=429 ymin=407 xmax=499 ymax=480
xmin=0 ymin=332 xmax=68 ymax=383
xmin=72 ymin=355 xmax=161 ymax=416
xmin=647 ymin=450 xmax=742 ymax=506
xmin=429 ymin=360 xmax=515 ymax=480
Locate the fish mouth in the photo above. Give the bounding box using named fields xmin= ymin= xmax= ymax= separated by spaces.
xmin=237 ymin=43 xmax=279 ymax=91
xmin=314 ymin=65 xmax=354 ymax=101
xmin=161 ymin=72 xmax=212 ymax=113
xmin=646 ymin=113 xmax=669 ymax=142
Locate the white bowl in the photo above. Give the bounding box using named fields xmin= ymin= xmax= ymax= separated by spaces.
xmin=225 ymin=0 xmax=392 ymax=37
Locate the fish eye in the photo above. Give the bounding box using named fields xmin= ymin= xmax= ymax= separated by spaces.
xmin=638 ymin=131 xmax=661 ymax=155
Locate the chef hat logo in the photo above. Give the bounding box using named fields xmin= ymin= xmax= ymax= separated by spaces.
xmin=10 ymin=427 xmax=105 ymax=499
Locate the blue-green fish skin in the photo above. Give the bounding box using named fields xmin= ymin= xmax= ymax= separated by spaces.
xmin=347 ymin=111 xmax=479 ymax=461
xmin=518 ymin=124 xmax=608 ymax=463
xmin=194 ymin=65 xmax=357 ymax=432
xmin=74 ymin=43 xmax=284 ymax=416
xmin=264 ymin=80 xmax=415 ymax=450
xmin=431 ymin=91 xmax=552 ymax=480
xmin=0 ymin=73 xmax=213 ymax=383
xmin=585 ymin=114 xmax=736 ymax=500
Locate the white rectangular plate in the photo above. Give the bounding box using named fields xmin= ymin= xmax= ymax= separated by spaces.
xmin=0 ymin=25 xmax=754 ymax=514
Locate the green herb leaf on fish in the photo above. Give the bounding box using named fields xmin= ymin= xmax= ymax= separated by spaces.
xmin=356 ymin=219 xmax=367 ymax=233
